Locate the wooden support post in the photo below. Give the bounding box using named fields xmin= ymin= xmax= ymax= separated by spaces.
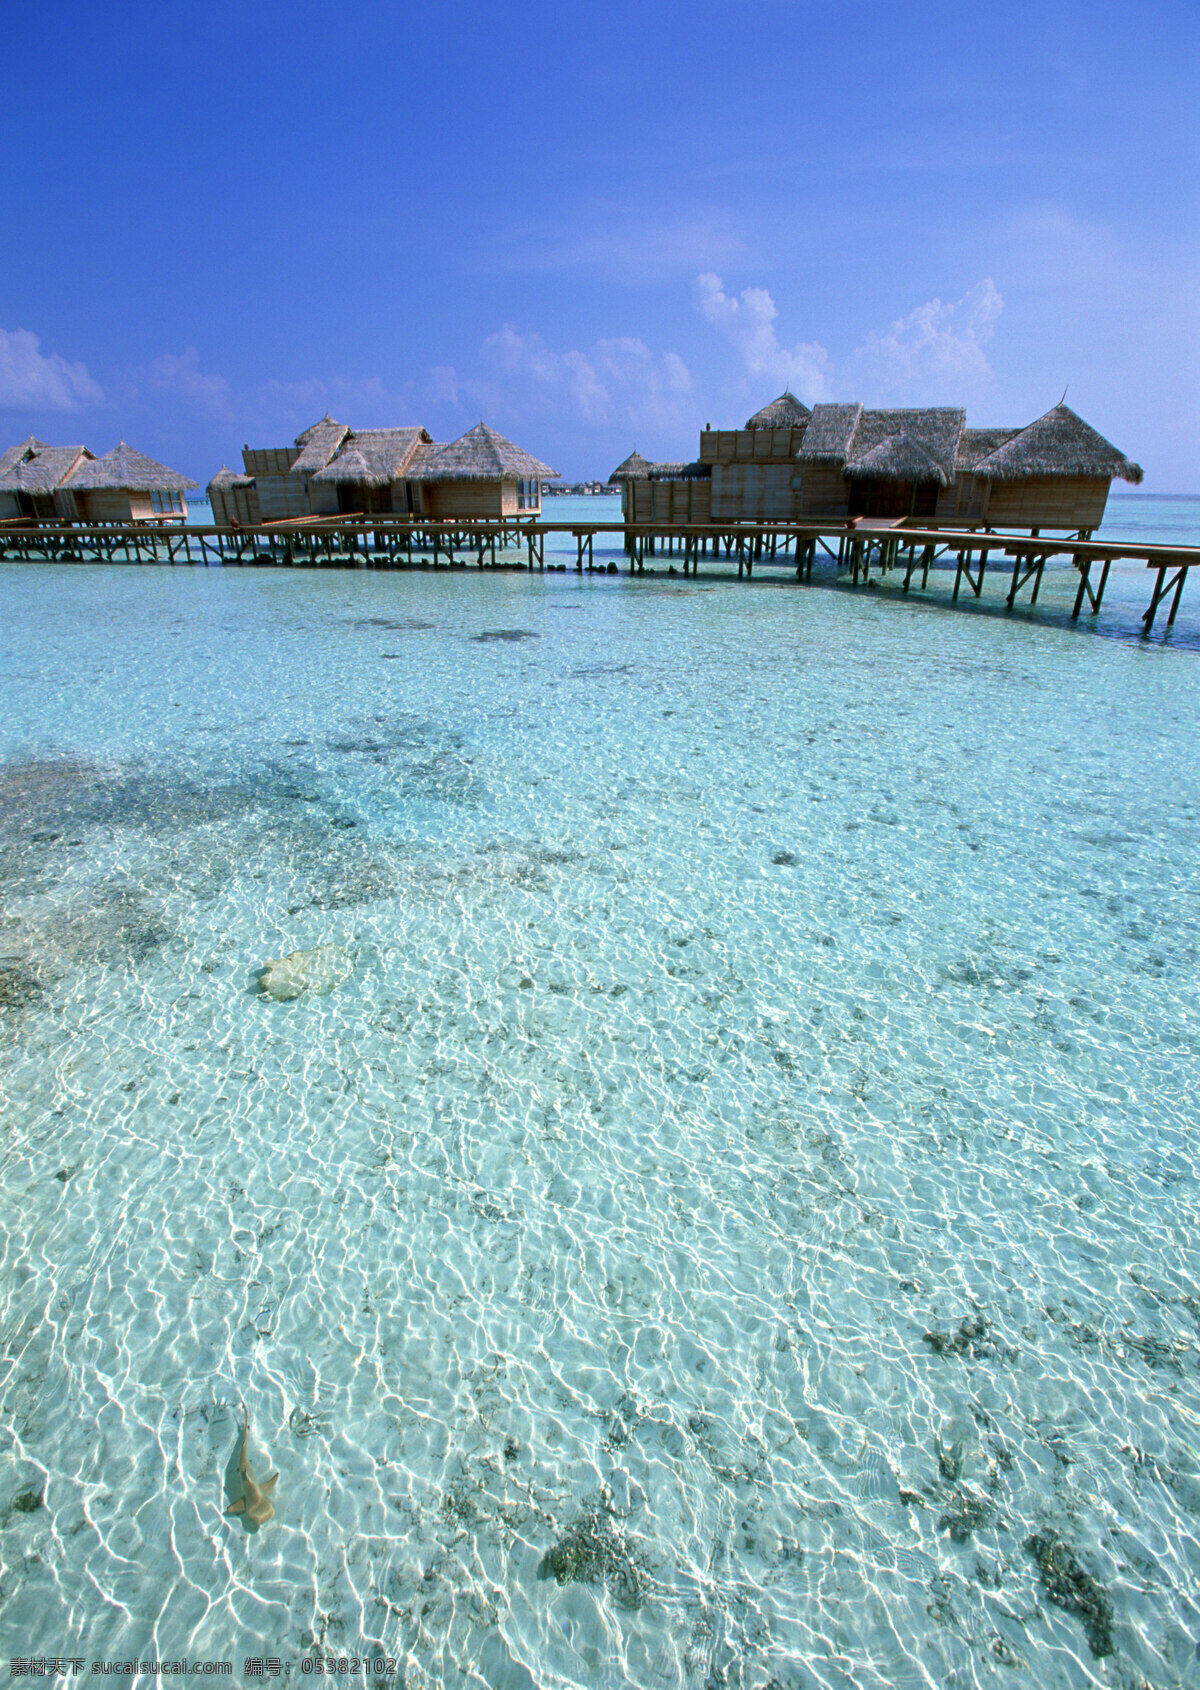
xmin=1007 ymin=552 xmax=1023 ymax=607
xmin=1167 ymin=565 xmax=1189 ymax=628
xmin=1091 ymin=559 xmax=1111 ymax=613
xmin=1140 ymin=563 xmax=1190 ymax=634
xmin=1071 ymin=558 xmax=1091 ymax=619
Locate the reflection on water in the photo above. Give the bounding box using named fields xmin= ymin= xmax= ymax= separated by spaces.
xmin=0 ymin=556 xmax=1198 ymax=1688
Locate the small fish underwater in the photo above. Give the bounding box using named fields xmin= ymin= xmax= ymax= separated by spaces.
xmin=225 ymin=1412 xmax=278 ymax=1529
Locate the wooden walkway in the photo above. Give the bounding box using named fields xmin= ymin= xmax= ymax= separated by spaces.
xmin=1 ymin=513 xmax=1196 ymax=637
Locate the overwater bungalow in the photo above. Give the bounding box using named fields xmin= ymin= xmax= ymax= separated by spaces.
xmin=0 ymin=437 xmax=196 ymax=521
xmin=618 ymin=393 xmax=1142 ymax=534
xmin=63 ymin=442 xmax=198 ymax=521
xmin=945 ymin=404 xmax=1144 ymax=529
xmin=795 ymin=405 xmax=964 ymax=520
xmin=0 ymin=437 xmax=93 ymax=519
xmin=211 ymin=417 xmax=556 ymax=524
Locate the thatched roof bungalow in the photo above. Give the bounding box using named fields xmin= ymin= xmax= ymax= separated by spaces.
xmin=400 ymin=423 xmax=556 ymax=518
xmin=687 ymin=391 xmax=813 ymax=519
xmin=949 ymin=404 xmax=1143 ymax=528
xmin=61 ymin=442 xmax=198 ymax=522
xmin=793 ymin=400 xmax=1140 ymax=529
xmin=311 ymin=427 xmax=434 ymax=515
xmin=0 ymin=438 xmax=93 ymax=519
xmin=222 ymin=417 xmax=555 ymax=522
xmin=796 ymin=405 xmax=965 ymax=518
xmin=628 ymin=391 xmax=1141 ymax=532
xmin=206 ymin=465 xmax=257 ymax=526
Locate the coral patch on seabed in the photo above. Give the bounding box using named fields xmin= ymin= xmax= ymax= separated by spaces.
xmin=1025 ymin=1530 xmax=1116 ymax=1657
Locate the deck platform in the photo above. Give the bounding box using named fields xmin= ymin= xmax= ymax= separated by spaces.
xmin=1 ymin=514 xmax=1195 ymax=638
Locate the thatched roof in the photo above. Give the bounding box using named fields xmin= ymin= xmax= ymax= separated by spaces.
xmin=845 ymin=409 xmax=964 ymax=484
xmin=290 ymin=416 xmax=350 ymax=474
xmin=0 ymin=443 xmax=91 ymax=494
xmin=404 ymin=423 xmax=557 ymax=483
xmin=955 ymin=428 xmax=1019 ymax=471
xmin=647 ymin=461 xmax=711 ymax=480
xmin=66 ymin=441 xmax=198 ymax=492
xmin=971 ymin=404 xmax=1143 ymax=483
xmin=797 ymin=404 xmax=863 ymax=463
xmin=207 ymin=464 xmax=253 ymax=492
xmin=798 ymin=404 xmax=963 ymax=483
xmin=745 ymin=391 xmax=812 ymax=430
xmin=846 ymin=433 xmax=950 ymax=485
xmin=610 ymin=450 xmax=653 ymax=482
xmin=312 ymin=445 xmax=385 ymax=487
xmin=311 ymin=427 xmax=431 ymax=486
xmin=0 ymin=436 xmax=49 ymax=477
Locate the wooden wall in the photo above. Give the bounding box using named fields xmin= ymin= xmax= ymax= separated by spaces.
xmin=982 ymin=476 xmax=1110 ymax=530
xmin=697 ymin=426 xmax=806 ymax=464
xmin=210 ymin=483 xmax=262 ymax=524
xmin=243 ymin=448 xmax=294 ymax=475
xmin=936 ymin=474 xmax=989 ymax=523
xmin=625 ymin=480 xmax=711 ymax=523
xmin=797 ymin=465 xmax=850 ymax=519
xmin=255 ymin=473 xmax=312 ymax=521
xmin=710 ymin=464 xmax=798 ymax=521
xmin=424 ymin=480 xmax=506 ymax=519
xmin=76 ymin=490 xmax=136 ymax=522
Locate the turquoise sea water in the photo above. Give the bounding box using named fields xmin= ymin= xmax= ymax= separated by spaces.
xmin=1 ymin=497 xmax=1199 ymax=1687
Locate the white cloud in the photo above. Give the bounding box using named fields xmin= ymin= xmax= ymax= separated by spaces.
xmin=696 ymin=274 xmax=1003 ymax=404
xmin=137 ymin=348 xmax=230 ymax=414
xmin=842 ymin=280 xmax=1003 ymax=397
xmin=460 ymin=326 xmax=692 ymax=432
xmin=0 ymin=328 xmax=104 ymax=411
xmin=696 ymin=274 xmax=833 ymax=401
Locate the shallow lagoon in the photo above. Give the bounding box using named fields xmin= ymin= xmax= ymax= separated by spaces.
xmin=1 ymin=545 xmax=1199 ymax=1688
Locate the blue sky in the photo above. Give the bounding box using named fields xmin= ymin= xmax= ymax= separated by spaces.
xmin=2 ymin=0 xmax=1197 ymax=487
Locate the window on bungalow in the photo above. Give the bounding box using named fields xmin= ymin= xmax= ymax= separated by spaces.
xmin=150 ymin=490 xmax=182 ymax=513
